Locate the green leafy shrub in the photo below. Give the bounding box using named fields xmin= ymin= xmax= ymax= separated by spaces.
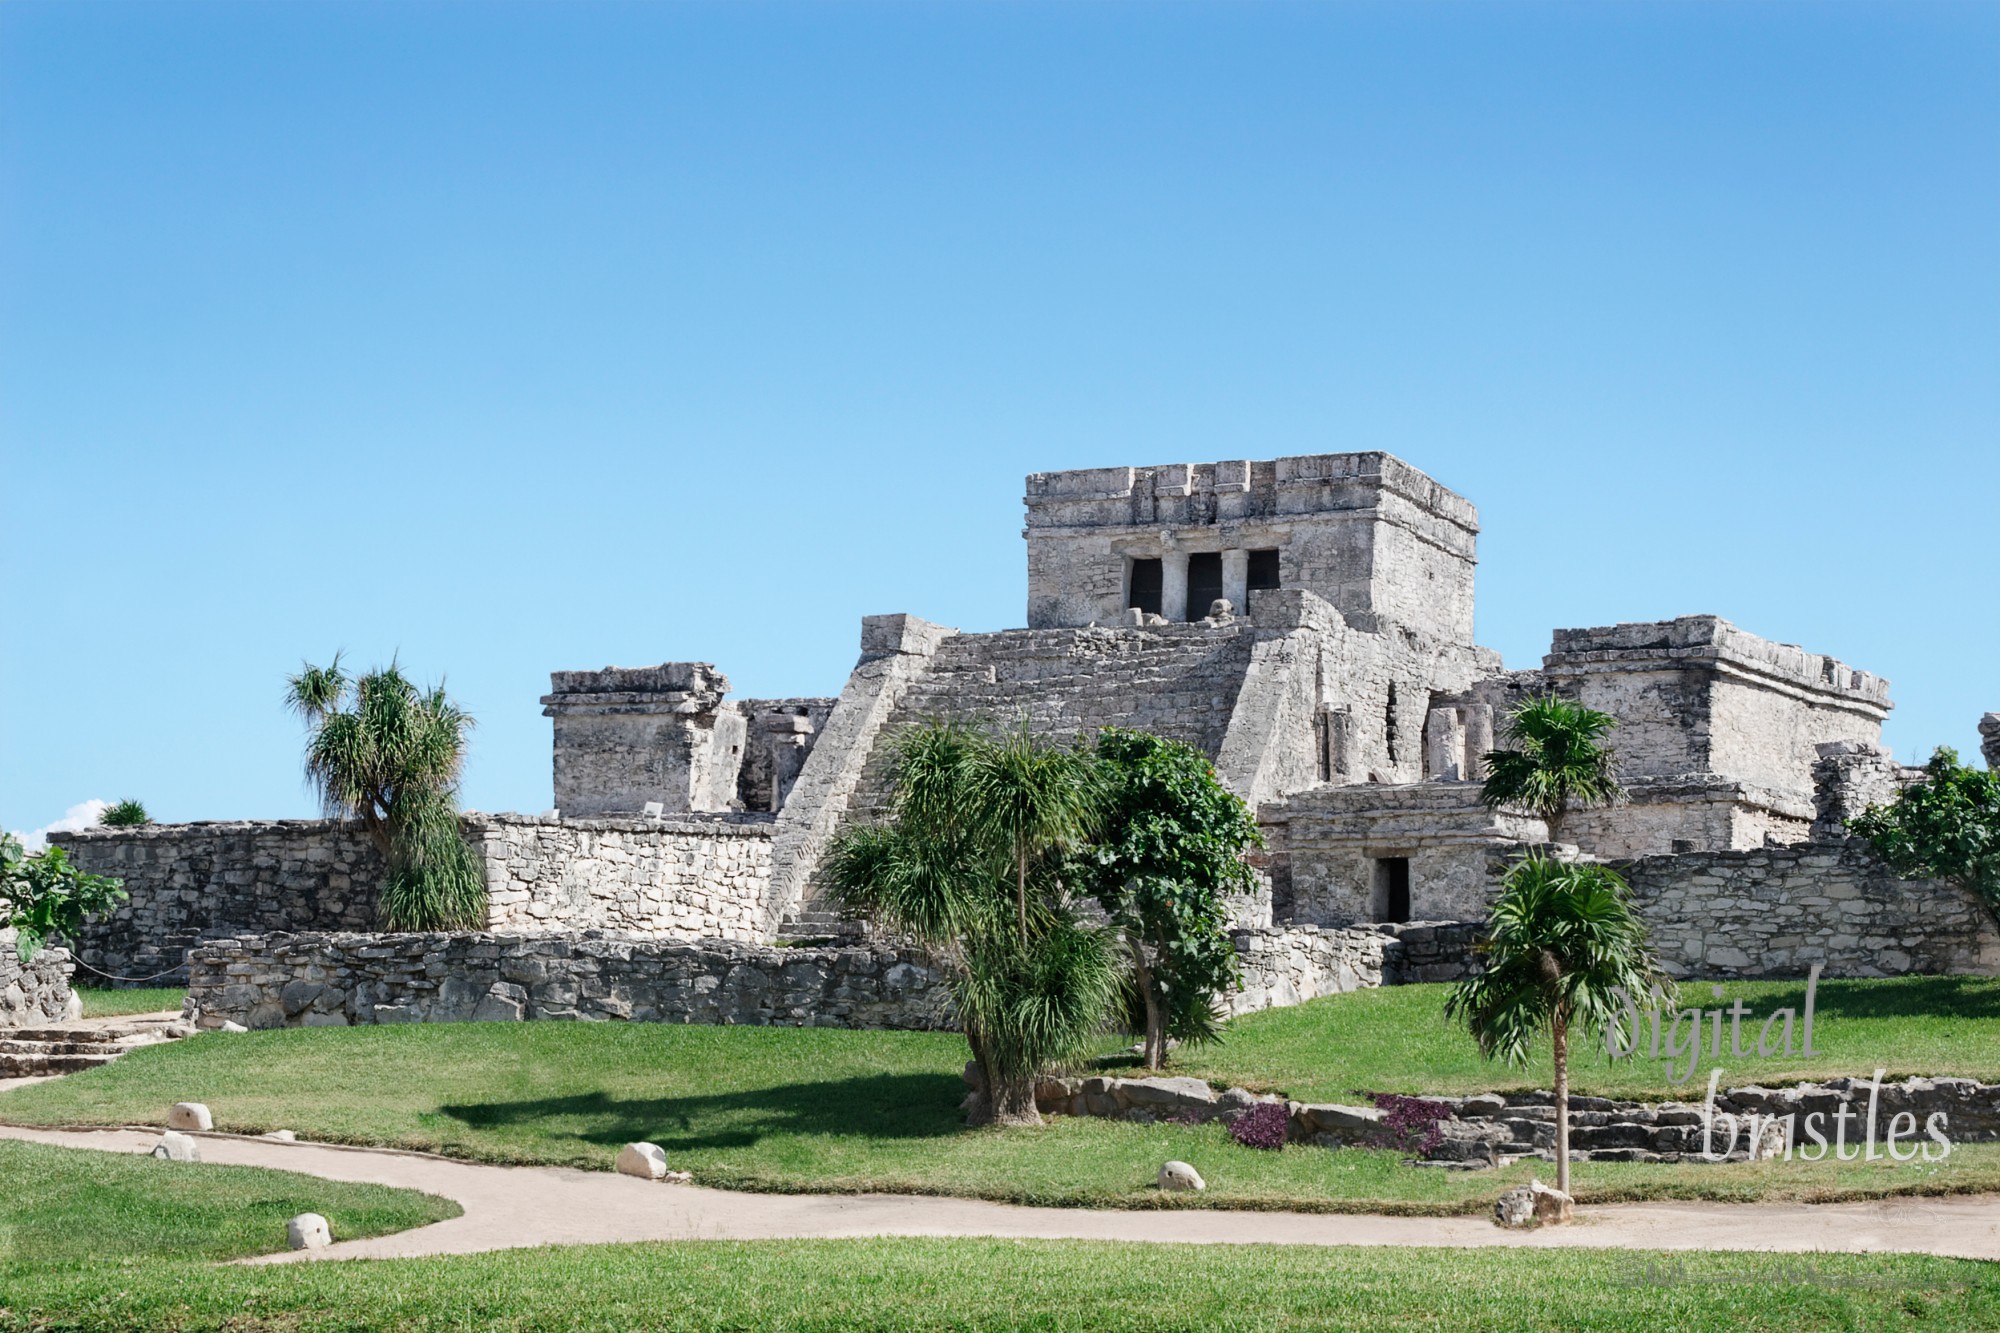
xmin=1850 ymin=747 xmax=2000 ymax=923
xmin=1 ymin=831 xmax=127 ymax=961
xmin=100 ymin=799 xmax=150 ymax=827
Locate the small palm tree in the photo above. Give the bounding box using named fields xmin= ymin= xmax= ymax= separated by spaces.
xmin=286 ymin=656 xmax=484 ymax=931
xmin=1445 ymin=857 xmax=1668 ymax=1196
xmin=965 ymin=721 xmax=1106 ymax=945
xmin=829 ymin=721 xmax=1120 ymax=1126
xmin=1481 ymin=694 xmax=1623 ymax=844
xmin=99 ymin=800 xmax=149 ymax=827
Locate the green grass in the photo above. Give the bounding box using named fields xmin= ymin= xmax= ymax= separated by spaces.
xmin=73 ymin=987 xmax=184 ymax=1019
xmin=0 ymin=1138 xmax=458 ymax=1274
xmin=4 ymin=994 xmax=1997 ymax=1213
xmin=3 ymin=1238 xmax=1996 ymax=1331
xmin=1164 ymin=974 xmax=2000 ymax=1102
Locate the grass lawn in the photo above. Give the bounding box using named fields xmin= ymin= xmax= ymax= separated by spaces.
xmin=0 ymin=1138 xmax=457 ymax=1274
xmin=3 ymin=1237 xmax=1996 ymax=1332
xmin=73 ymin=986 xmax=185 ymax=1019
xmin=4 ymin=980 xmax=1997 ymax=1213
xmin=1165 ymin=974 xmax=2000 ymax=1102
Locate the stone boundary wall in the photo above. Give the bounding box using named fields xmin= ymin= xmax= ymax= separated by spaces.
xmin=0 ymin=933 xmax=74 ymax=1027
xmin=476 ymin=814 xmax=775 ymax=941
xmin=1028 ymin=1072 xmax=2000 ymax=1166
xmin=55 ymin=822 xmax=384 ymax=986
xmin=1226 ymin=921 xmax=1484 ymax=1014
xmin=57 ymin=814 xmax=791 ymax=983
xmin=1618 ymin=839 xmax=2000 ymax=980
xmin=185 ymin=932 xmax=954 ymax=1031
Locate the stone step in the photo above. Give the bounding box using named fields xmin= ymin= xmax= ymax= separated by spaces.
xmin=0 ymin=1038 xmax=125 ymax=1057
xmin=0 ymin=1050 xmax=120 ymax=1077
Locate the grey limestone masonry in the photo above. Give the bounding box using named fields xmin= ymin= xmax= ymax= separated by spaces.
xmin=187 ymin=924 xmax=1441 ymax=1031
xmin=1619 ymin=840 xmax=2000 ymax=980
xmin=185 ymin=932 xmax=955 ymax=1031
xmin=55 ymin=821 xmax=383 ymax=986
xmin=0 ymin=932 xmax=73 ymax=1027
xmin=478 ymin=813 xmax=775 ymax=941
xmin=1982 ymin=713 xmax=2000 ymax=772
xmin=1022 ymin=454 xmax=1479 ymax=646
xmin=66 ymin=453 xmax=1997 ymax=1017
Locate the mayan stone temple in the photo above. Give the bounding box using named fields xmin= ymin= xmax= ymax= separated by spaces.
xmin=58 ymin=453 xmax=2000 ymax=1029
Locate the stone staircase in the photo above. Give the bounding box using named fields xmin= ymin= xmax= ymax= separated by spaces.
xmin=771 ymin=908 xmax=866 ymax=945
xmin=0 ymin=1014 xmax=192 ymax=1082
xmin=774 ymin=621 xmax=1259 ymax=939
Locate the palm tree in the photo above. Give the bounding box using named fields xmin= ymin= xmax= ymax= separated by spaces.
xmin=1445 ymin=856 xmax=1668 ymax=1196
xmin=286 ymin=656 xmax=485 ymax=931
xmin=828 ymin=721 xmax=1120 ymax=1126
xmin=1481 ymin=694 xmax=1623 ymax=845
xmin=965 ymin=721 xmax=1107 ymax=945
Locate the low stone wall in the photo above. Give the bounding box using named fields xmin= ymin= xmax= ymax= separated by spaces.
xmin=185 ymin=931 xmax=952 ymax=1031
xmin=475 ymin=814 xmax=776 ymax=941
xmin=1028 ymin=1070 xmax=2000 ymax=1166
xmin=1619 ymin=839 xmax=2000 ymax=980
xmin=56 ymin=822 xmax=383 ymax=986
xmin=0 ymin=932 xmax=74 ymax=1027
xmin=1227 ymin=920 xmax=1483 ymax=1014
xmin=58 ymin=814 xmax=790 ymax=984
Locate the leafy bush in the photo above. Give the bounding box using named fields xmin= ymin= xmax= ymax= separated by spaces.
xmin=1228 ymin=1101 xmax=1289 ymax=1150
xmin=1850 ymin=747 xmax=2000 ymax=924
xmin=1 ymin=831 xmax=127 ymax=961
xmin=99 ymin=800 xmax=149 ymax=827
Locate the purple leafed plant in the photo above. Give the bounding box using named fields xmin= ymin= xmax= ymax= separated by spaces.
xmin=1228 ymin=1101 xmax=1289 ymax=1151
xmin=1368 ymin=1092 xmax=1454 ymax=1155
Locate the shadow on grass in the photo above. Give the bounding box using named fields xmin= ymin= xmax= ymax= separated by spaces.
xmin=1744 ymin=975 xmax=2000 ymax=1023
xmin=439 ymin=1071 xmax=967 ymax=1153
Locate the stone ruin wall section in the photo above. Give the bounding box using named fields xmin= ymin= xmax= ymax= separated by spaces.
xmin=476 ymin=815 xmax=775 ymax=941
xmin=1619 ymin=840 xmax=2000 ymax=980
xmin=0 ymin=931 xmax=74 ymax=1027
xmin=57 ymin=814 xmax=787 ymax=982
xmin=55 ymin=821 xmax=384 ymax=986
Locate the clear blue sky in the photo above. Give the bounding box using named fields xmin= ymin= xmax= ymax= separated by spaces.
xmin=4 ymin=0 xmax=1994 ymax=832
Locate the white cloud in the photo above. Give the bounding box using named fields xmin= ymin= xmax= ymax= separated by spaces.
xmin=13 ymin=799 xmax=111 ymax=852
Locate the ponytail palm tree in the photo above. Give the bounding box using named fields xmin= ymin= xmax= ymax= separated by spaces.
xmin=967 ymin=721 xmax=1107 ymax=945
xmin=286 ymin=657 xmax=485 ymax=931
xmin=1446 ymin=856 xmax=1668 ymax=1196
xmin=1481 ymin=694 xmax=1623 ymax=844
xmin=828 ymin=721 xmax=1120 ymax=1126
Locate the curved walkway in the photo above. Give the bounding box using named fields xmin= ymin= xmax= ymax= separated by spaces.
xmin=6 ymin=1123 xmax=1999 ymax=1264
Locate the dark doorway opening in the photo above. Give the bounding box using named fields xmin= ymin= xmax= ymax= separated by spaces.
xmin=1129 ymin=558 xmax=1163 ymax=616
xmin=1248 ymin=548 xmax=1281 ymax=594
xmin=1187 ymin=552 xmax=1223 ymax=620
xmin=1373 ymin=856 xmax=1411 ymax=923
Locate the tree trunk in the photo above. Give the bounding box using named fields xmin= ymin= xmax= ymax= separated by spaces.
xmin=960 ymin=1029 xmax=1041 ymax=1127
xmin=986 ymin=1071 xmax=1043 ymax=1127
xmin=1552 ymin=1009 xmax=1571 ymax=1196
xmin=1130 ymin=934 xmax=1166 ymax=1070
xmin=1016 ymin=848 xmax=1029 ymax=947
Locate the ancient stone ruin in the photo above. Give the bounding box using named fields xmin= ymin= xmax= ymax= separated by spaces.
xmin=53 ymin=452 xmax=2000 ymax=1028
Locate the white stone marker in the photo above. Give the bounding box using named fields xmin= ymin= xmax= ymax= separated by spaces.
xmin=1157 ymin=1160 xmax=1206 ymax=1192
xmin=287 ymin=1213 xmax=333 ymax=1250
xmin=151 ymin=1131 xmax=200 ymax=1162
xmin=616 ymin=1142 xmax=669 ymax=1180
xmin=167 ymin=1102 xmax=213 ymax=1132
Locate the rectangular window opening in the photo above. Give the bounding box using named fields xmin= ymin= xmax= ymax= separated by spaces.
xmin=1247 ymin=548 xmax=1281 ymax=592
xmin=1186 ymin=551 xmax=1223 ymax=620
xmin=1372 ymin=856 xmax=1411 ymax=924
xmin=1128 ymin=558 xmax=1163 ymax=616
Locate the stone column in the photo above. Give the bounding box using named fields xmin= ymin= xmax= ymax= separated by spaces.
xmin=1424 ymin=707 xmax=1467 ymax=781
xmin=1160 ymin=550 xmax=1190 ymax=623
xmin=1221 ymin=548 xmax=1249 ymax=614
xmin=1461 ymin=704 xmax=1495 ymax=782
